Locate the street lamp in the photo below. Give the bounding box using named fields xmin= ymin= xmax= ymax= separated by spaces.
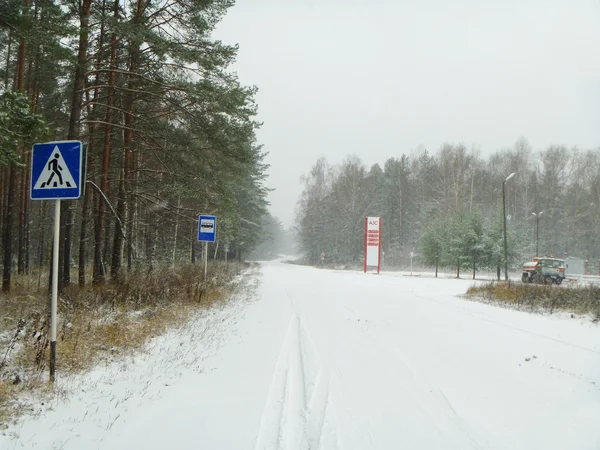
xmin=502 ymin=172 xmax=516 ymax=281
xmin=532 ymin=211 xmax=543 ymax=257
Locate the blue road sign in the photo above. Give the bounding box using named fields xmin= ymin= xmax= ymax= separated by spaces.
xmin=31 ymin=141 xmax=84 ymax=200
xmin=198 ymin=215 xmax=217 ymax=242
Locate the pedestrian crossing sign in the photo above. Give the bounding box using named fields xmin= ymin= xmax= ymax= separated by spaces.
xmin=31 ymin=141 xmax=84 ymax=200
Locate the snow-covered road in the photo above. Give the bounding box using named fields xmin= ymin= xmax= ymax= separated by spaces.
xmin=3 ymin=261 xmax=600 ymax=449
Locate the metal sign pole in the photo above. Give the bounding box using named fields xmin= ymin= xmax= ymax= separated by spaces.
xmin=204 ymin=241 xmax=208 ymax=281
xmin=50 ymin=199 xmax=60 ymax=382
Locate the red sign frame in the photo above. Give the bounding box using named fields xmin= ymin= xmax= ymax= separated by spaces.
xmin=364 ymin=217 xmax=382 ymax=273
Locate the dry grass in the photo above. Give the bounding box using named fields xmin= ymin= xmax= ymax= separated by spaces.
xmin=0 ymin=261 xmax=248 ymax=426
xmin=466 ymin=281 xmax=600 ymax=318
xmin=0 ymin=382 xmax=9 ymax=424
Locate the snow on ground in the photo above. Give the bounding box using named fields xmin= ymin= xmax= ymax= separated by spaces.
xmin=2 ymin=261 xmax=599 ymax=450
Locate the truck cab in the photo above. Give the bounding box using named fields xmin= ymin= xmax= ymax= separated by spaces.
xmin=521 ymin=257 xmax=566 ymax=284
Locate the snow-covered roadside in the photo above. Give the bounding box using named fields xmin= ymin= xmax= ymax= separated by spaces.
xmin=0 ymin=270 xmax=263 ymax=449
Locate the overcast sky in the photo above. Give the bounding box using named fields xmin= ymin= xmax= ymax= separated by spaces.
xmin=214 ymin=0 xmax=600 ymax=227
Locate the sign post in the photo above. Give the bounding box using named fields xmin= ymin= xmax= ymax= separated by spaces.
xmin=50 ymin=200 xmax=60 ymax=381
xmin=30 ymin=141 xmax=84 ymax=382
xmin=364 ymin=217 xmax=382 ymax=274
xmin=198 ymin=215 xmax=217 ymax=280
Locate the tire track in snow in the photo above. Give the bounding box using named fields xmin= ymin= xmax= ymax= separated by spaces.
xmin=255 ymin=316 xmax=296 ymax=450
xmin=285 ymin=316 xmax=308 ymax=450
xmin=255 ymin=314 xmax=333 ymax=450
xmin=305 ymin=370 xmax=329 ymax=448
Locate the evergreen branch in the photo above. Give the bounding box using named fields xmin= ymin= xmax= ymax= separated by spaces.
xmin=86 ymin=68 xmax=188 ymax=91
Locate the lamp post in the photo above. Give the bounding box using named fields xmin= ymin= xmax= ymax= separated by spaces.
xmin=532 ymin=211 xmax=543 ymax=257
xmin=502 ymin=172 xmax=515 ymax=281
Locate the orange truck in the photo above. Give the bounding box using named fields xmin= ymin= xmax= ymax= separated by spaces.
xmin=521 ymin=257 xmax=566 ymax=285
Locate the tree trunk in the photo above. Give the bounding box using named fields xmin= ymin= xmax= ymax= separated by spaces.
xmin=78 ymin=167 xmax=92 ymax=286
xmin=93 ymin=0 xmax=119 ymax=283
xmin=18 ymin=148 xmax=32 ymax=274
xmin=61 ymin=0 xmax=92 ymax=288
xmin=67 ymin=0 xmax=91 ymax=140
xmin=17 ymin=152 xmax=26 ymax=274
xmin=2 ymin=168 xmax=17 ymax=292
xmin=103 ymin=219 xmax=112 ymax=273
xmin=3 ymin=31 xmax=11 ymax=88
xmin=125 ymin=159 xmax=138 ymax=271
xmin=190 ymin=222 xmax=196 ymax=264
xmin=111 ymin=174 xmax=125 ymax=278
xmin=0 ymin=169 xmax=5 ymax=248
xmin=113 ymin=0 xmax=144 ymax=277
xmin=22 ymin=29 xmax=41 ymax=275
xmin=171 ymin=197 xmax=181 ymax=267
xmin=3 ymin=7 xmax=28 ymax=292
xmin=79 ymin=0 xmax=106 ymax=286
xmin=26 ymin=41 xmax=42 ymax=275
xmin=144 ymin=212 xmax=158 ymax=271
xmin=435 ymin=257 xmax=438 ymax=278
xmin=60 ymin=201 xmax=73 ymax=288
xmin=127 ymin=198 xmax=135 ymax=271
xmin=456 ymin=259 xmax=460 ymax=278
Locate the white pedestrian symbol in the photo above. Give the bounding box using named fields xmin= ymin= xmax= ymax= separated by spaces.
xmin=33 ymin=146 xmax=77 ymax=190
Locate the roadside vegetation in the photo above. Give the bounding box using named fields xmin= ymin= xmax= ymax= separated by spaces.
xmin=0 ymin=262 xmax=250 ymax=426
xmin=466 ymin=281 xmax=600 ymax=320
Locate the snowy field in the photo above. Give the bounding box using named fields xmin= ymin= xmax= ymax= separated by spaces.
xmin=2 ymin=260 xmax=599 ymax=450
